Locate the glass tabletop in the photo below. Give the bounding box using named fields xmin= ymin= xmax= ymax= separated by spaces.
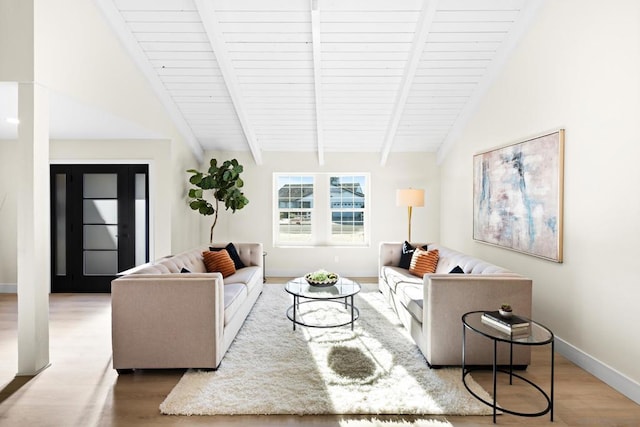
xmin=463 ymin=311 xmax=554 ymax=345
xmin=285 ymin=276 xmax=361 ymax=299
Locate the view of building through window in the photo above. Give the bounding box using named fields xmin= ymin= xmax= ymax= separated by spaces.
xmin=275 ymin=174 xmax=368 ymax=245
xmin=329 ymin=175 xmax=365 ymax=244
xmin=276 ymin=175 xmax=314 ymax=243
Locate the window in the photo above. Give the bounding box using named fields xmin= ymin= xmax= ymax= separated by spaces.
xmin=329 ymin=175 xmax=366 ymax=244
xmin=276 ymin=175 xmax=314 ymax=244
xmin=274 ymin=173 xmax=369 ymax=246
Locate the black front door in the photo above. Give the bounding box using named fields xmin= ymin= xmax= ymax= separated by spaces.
xmin=50 ymin=164 xmax=149 ymax=293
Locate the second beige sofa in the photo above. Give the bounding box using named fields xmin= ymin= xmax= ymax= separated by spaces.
xmin=379 ymin=242 xmax=533 ymax=368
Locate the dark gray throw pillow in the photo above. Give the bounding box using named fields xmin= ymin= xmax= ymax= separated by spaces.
xmin=449 ymin=265 xmax=464 ymax=274
xmin=209 ymin=243 xmax=246 ymax=270
xmin=399 ymin=241 xmax=428 ymax=269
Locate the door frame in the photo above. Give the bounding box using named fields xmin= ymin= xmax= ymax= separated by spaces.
xmin=50 ymin=159 xmax=155 ymax=264
xmin=49 ymin=160 xmax=153 ymax=292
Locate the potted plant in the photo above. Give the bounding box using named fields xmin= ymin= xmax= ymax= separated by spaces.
xmin=499 ymin=303 xmax=513 ymax=318
xmin=186 ymin=158 xmax=249 ymax=243
xmin=304 ymin=269 xmax=339 ymax=287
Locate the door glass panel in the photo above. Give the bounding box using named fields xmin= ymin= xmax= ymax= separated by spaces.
xmin=83 ymin=200 xmax=117 ymax=224
xmin=83 ymin=173 xmax=118 ymax=276
xmin=84 ymin=174 xmax=117 ymax=198
xmin=135 ymin=173 xmax=147 ymax=266
xmin=84 ymin=251 xmax=118 ymax=275
xmin=84 ymin=225 xmax=118 ymax=250
xmin=55 ymin=174 xmax=66 ymax=276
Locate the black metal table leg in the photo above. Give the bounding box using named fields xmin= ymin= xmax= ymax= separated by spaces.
xmin=350 ymin=295 xmax=354 ymax=330
xmin=462 ymin=324 xmax=467 ymax=381
xmin=493 ymin=339 xmax=497 ymax=423
xmin=292 ymin=295 xmax=297 ymax=331
xmin=509 ymin=341 xmax=513 ymax=385
xmin=551 ymin=339 xmax=555 ymax=421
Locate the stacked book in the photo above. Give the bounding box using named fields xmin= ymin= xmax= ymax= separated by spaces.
xmin=481 ymin=311 xmax=530 ymax=337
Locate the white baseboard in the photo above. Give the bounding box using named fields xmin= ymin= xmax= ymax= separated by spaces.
xmin=0 ymin=283 xmax=17 ymax=293
xmin=556 ymin=337 xmax=640 ymax=405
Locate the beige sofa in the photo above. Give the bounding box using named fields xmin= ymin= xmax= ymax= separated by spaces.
xmin=379 ymin=242 xmax=532 ymax=368
xmin=111 ymin=242 xmax=263 ymax=373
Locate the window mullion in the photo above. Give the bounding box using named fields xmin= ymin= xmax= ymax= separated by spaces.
xmin=315 ymin=176 xmax=328 ymax=245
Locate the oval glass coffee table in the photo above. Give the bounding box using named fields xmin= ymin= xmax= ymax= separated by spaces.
xmin=285 ymin=276 xmax=360 ymax=331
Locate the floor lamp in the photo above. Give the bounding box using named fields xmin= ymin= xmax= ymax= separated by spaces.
xmin=396 ymin=188 xmax=424 ymax=242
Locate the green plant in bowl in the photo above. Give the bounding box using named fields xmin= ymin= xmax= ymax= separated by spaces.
xmin=305 ymin=269 xmax=338 ymax=286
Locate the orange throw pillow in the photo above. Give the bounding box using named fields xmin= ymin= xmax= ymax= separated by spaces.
xmin=202 ymin=249 xmax=236 ymax=278
xmin=409 ymin=248 xmax=439 ymax=277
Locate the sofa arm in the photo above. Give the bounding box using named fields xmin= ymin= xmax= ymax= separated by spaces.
xmin=111 ymin=273 xmax=225 ymax=370
xmin=235 ymin=242 xmax=263 ymax=267
xmin=379 ymin=243 xmax=401 ymax=270
xmin=423 ymin=274 xmax=533 ymax=366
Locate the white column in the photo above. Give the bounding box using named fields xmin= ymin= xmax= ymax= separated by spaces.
xmin=17 ymin=82 xmax=50 ymax=376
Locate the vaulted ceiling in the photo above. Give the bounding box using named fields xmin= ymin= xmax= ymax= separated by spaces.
xmin=96 ymin=0 xmax=541 ymax=165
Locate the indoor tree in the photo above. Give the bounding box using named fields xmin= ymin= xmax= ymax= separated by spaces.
xmin=186 ymin=158 xmax=249 ymax=243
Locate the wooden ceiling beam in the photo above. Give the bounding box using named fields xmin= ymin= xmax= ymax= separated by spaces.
xmin=194 ymin=0 xmax=263 ymax=165
xmin=310 ymin=0 xmax=324 ymax=165
xmin=379 ymin=0 xmax=439 ymax=166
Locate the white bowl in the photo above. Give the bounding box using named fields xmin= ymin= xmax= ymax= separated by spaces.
xmin=499 ymin=309 xmax=513 ymax=318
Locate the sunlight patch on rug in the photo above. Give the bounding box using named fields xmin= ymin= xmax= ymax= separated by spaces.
xmin=159 ymin=283 xmax=493 ymax=416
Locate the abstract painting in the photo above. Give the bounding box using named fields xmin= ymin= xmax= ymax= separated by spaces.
xmin=473 ymin=130 xmax=565 ymax=262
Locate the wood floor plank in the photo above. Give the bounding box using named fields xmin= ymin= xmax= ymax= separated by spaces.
xmin=0 ymin=283 xmax=639 ymax=426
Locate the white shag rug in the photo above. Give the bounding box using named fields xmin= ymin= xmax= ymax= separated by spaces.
xmin=159 ymin=283 xmax=493 ymax=416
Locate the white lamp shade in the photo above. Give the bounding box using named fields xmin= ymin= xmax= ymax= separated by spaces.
xmin=396 ymin=188 xmax=425 ymax=207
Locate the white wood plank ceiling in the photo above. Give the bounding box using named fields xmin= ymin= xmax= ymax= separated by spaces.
xmin=97 ymin=0 xmax=542 ymax=164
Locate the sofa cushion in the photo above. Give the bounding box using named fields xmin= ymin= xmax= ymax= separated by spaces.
xmin=223 ymin=283 xmax=248 ymax=326
xmin=381 ymin=266 xmax=422 ymax=293
xmin=210 ymin=243 xmax=246 ymax=270
xmin=203 ymin=250 xmax=236 ymax=278
xmin=399 ymin=241 xmax=428 ymax=269
xmin=224 ymin=266 xmax=262 ymax=293
xmin=395 ymin=282 xmax=423 ymax=322
xmin=409 ymin=248 xmax=439 ymax=277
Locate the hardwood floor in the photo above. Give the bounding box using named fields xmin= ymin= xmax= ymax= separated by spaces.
xmin=1 ymin=282 xmax=639 ymax=426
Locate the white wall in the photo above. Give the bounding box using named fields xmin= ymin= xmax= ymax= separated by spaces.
xmin=439 ymin=0 xmax=640 ymax=398
xmin=0 ymin=0 xmax=33 ymax=81
xmin=0 ymin=0 xmax=32 ymax=291
xmin=34 ymin=0 xmax=179 ymax=140
xmin=195 ymin=151 xmax=440 ymax=277
xmin=170 ymin=139 xmax=204 ymax=254
xmin=0 ymin=140 xmax=19 ymax=289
